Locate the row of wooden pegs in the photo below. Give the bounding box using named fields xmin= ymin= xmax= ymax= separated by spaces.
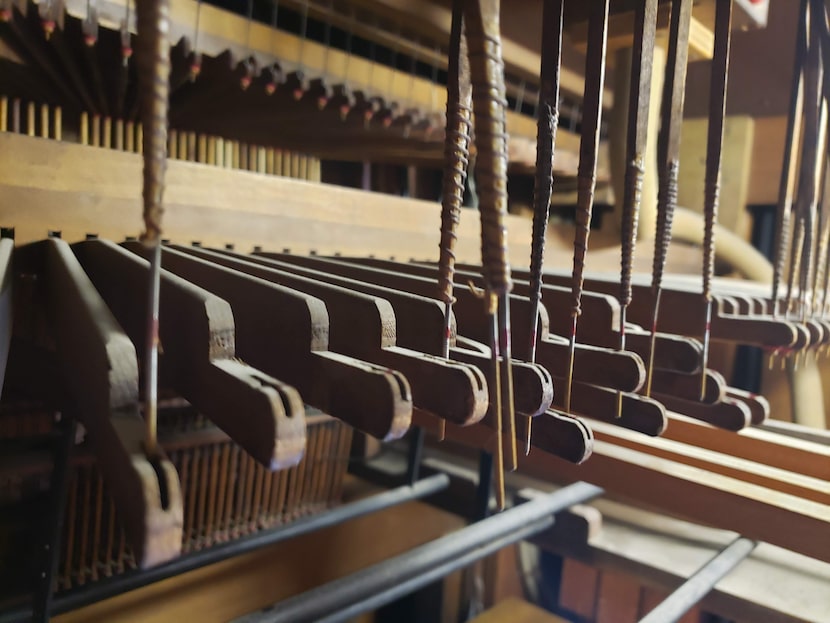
xmin=0 ymin=97 xmax=322 ymax=182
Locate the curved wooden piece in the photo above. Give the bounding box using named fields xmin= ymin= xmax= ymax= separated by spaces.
xmin=650 ymin=367 xmax=726 ymax=404
xmin=121 ymin=241 xmax=412 ymax=440
xmin=657 ymin=395 xmax=752 ymax=431
xmin=38 ymin=238 xmax=182 ymax=568
xmin=74 ymin=239 xmax=306 ymax=469
xmin=413 ymin=408 xmax=593 ymax=465
xmin=725 ymin=387 xmax=770 ymax=426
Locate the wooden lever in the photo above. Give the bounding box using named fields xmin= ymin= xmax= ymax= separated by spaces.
xmin=413 ymin=408 xmax=594 ymax=465
xmin=243 ymin=252 xmax=553 ymax=419
xmin=121 ymin=241 xmax=412 ymax=440
xmin=173 ymin=245 xmax=488 ymax=428
xmin=18 ymin=239 xmax=182 ymax=568
xmin=266 ymin=254 xmax=645 ymax=392
xmin=725 ymin=387 xmax=770 ymax=426
xmin=550 ymin=379 xmax=667 ymax=437
xmin=656 ymin=393 xmax=752 ymax=431
xmin=539 ymin=272 xmax=801 ymax=350
xmin=650 ymin=367 xmax=726 ymax=404
xmin=73 ymin=239 xmax=306 ymax=470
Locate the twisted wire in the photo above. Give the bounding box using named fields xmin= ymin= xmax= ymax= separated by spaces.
xmin=570 ymin=174 xmax=595 ymax=317
xmin=136 ymin=0 xmax=170 ymax=243
xmin=620 ymin=155 xmax=645 ymax=307
xmin=702 ymin=175 xmax=720 ymax=300
xmin=465 ymin=23 xmax=512 ymax=295
xmin=772 ymin=0 xmax=808 ymax=313
xmin=570 ymin=0 xmax=609 ymax=318
xmin=437 ymin=3 xmax=472 ymax=306
xmin=528 ymin=0 xmax=564 ymax=342
xmin=701 ymin=0 xmax=733 ymax=301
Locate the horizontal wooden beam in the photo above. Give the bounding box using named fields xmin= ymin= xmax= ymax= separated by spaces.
xmin=0 ymin=133 xmax=536 ymax=262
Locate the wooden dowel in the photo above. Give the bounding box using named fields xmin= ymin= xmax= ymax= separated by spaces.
xmin=27 ymin=102 xmax=35 ymax=136
xmin=103 ymin=116 xmax=112 ymax=149
xmin=54 ymin=106 xmax=62 ymax=141
xmin=125 ymin=121 xmax=135 ymax=152
xmin=187 ymin=132 xmax=196 ymax=161
xmin=216 ymin=137 xmax=224 ymax=167
xmin=0 ymin=96 xmax=7 ymax=132
xmin=11 ymin=98 xmax=20 ymax=133
xmin=266 ymin=147 xmax=275 ymax=175
xmin=80 ymin=112 xmax=89 ymax=145
xmin=198 ymin=134 xmax=207 ymax=164
xmin=258 ymin=146 xmax=266 ymax=174
xmin=275 ymin=149 xmax=283 ymax=175
xmin=207 ymin=135 xmax=216 ymax=165
xmin=115 ymin=119 xmax=123 ymax=150
xmin=168 ymin=129 xmax=178 ymax=159
xmin=92 ymin=114 xmax=101 ymax=147
xmin=291 ymin=151 xmax=300 ymax=178
xmin=39 ymin=103 xmax=49 ymax=138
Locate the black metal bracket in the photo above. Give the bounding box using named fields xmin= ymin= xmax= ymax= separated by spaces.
xmin=32 ymin=413 xmax=75 ymax=623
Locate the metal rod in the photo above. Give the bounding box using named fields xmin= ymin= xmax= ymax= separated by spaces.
xmin=312 ymin=520 xmax=551 ymax=623
xmin=566 ymin=0 xmax=610 ymax=413
xmin=639 ymin=537 xmax=757 ymax=623
xmin=700 ymin=0 xmax=733 ymax=400
xmin=251 ymin=482 xmax=603 ymax=623
xmin=0 ymin=474 xmax=450 ymax=622
xmin=526 ymin=0 xmax=564 ymax=452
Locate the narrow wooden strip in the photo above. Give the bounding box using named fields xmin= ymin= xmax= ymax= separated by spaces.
xmin=102 ymin=117 xmax=111 ymax=149
xmin=136 ymin=123 xmax=143 ymax=155
xmin=53 ymin=107 xmax=62 ymax=141
xmin=27 ymin=102 xmax=35 ymax=136
xmin=0 ymin=97 xmax=7 ymax=131
xmin=114 ymin=119 xmax=123 ymax=151
xmin=39 ymin=103 xmax=49 ymax=138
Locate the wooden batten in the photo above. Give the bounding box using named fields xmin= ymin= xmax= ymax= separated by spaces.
xmin=0 ymin=132 xmax=533 ymax=261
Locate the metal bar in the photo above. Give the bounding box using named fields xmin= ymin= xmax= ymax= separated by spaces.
xmin=32 ymin=416 xmax=76 ymax=623
xmin=639 ymin=536 xmax=757 ymax=623
xmin=313 ymin=519 xmax=551 ymax=623
xmin=0 ymin=474 xmax=449 ymax=622
xmin=405 ymin=427 xmax=425 ymax=485
xmin=250 ymin=482 xmax=602 ymax=623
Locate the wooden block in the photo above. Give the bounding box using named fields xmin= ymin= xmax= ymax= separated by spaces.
xmin=595 ymin=570 xmax=641 ymax=623
xmin=559 ymin=558 xmax=600 ymax=619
